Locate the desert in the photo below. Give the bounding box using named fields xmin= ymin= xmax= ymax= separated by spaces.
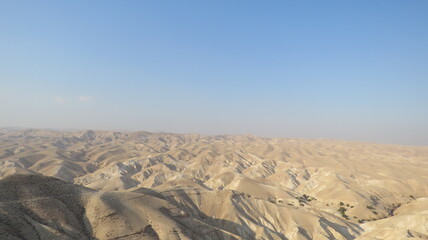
xmin=0 ymin=129 xmax=427 ymax=239
xmin=2 ymin=2 xmax=428 ymax=239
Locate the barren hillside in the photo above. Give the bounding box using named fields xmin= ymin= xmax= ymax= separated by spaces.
xmin=0 ymin=129 xmax=427 ymax=239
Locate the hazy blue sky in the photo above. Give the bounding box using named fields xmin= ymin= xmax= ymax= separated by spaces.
xmin=1 ymin=1 xmax=428 ymax=145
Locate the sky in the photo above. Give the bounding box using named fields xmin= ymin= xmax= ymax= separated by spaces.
xmin=1 ymin=1 xmax=428 ymax=145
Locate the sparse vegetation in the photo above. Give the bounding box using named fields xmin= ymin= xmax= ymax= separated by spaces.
xmin=338 ymin=206 xmax=349 ymax=219
xmin=297 ymin=194 xmax=316 ymax=204
xmin=0 ymin=128 xmax=426 ymax=238
xmin=388 ymin=203 xmax=402 ymax=216
xmin=338 ymin=207 xmax=346 ymax=214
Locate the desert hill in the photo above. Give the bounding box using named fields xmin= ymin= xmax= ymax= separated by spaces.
xmin=0 ymin=129 xmax=427 ymax=239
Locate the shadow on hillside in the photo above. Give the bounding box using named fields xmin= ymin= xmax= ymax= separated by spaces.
xmin=137 ymin=187 xmax=256 ymax=239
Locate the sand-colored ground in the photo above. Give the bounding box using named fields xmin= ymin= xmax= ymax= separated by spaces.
xmin=0 ymin=129 xmax=427 ymax=239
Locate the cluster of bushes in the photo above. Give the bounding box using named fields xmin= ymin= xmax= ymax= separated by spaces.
xmin=297 ymin=194 xmax=316 ymax=205
xmin=358 ymin=217 xmax=378 ymax=223
xmin=337 ymin=202 xmax=354 ymax=220
xmin=338 ymin=206 xmax=349 ymax=220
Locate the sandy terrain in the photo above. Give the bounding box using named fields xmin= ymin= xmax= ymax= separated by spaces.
xmin=0 ymin=129 xmax=427 ymax=239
